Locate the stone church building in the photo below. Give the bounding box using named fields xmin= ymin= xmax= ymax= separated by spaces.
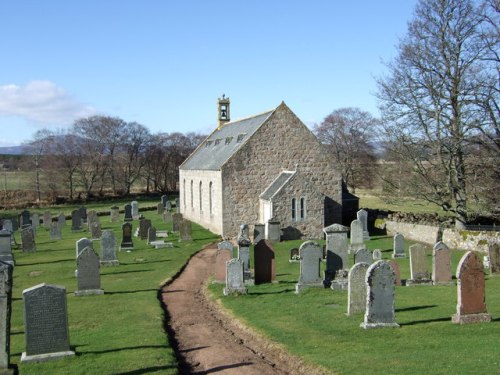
xmin=179 ymin=96 xmax=357 ymax=239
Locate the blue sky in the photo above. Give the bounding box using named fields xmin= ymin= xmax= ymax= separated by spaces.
xmin=0 ymin=1 xmax=417 ymax=146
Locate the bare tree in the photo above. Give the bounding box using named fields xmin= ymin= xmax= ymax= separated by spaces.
xmin=313 ymin=108 xmax=379 ymax=193
xmin=377 ymin=0 xmax=499 ymax=227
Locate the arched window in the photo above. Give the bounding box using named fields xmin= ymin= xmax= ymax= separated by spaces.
xmin=199 ymin=181 xmax=203 ymax=212
xmin=209 ymin=182 xmax=213 ymax=215
xmin=300 ymin=197 xmax=306 ymax=220
xmin=190 ymin=180 xmax=194 ymax=209
xmin=291 ymin=198 xmax=296 ymax=221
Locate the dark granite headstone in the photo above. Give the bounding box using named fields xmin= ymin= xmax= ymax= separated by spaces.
xmin=120 ymin=223 xmax=133 ymax=250
xmin=71 ymin=210 xmax=82 ymax=231
xmin=21 ymin=227 xmax=36 ymax=253
xmin=0 ymin=261 xmax=13 ymax=370
xmin=254 ymin=239 xmax=275 ymax=284
xmin=124 ymin=204 xmax=133 ymax=222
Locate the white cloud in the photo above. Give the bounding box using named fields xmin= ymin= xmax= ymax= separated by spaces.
xmin=0 ymin=80 xmax=97 ymax=125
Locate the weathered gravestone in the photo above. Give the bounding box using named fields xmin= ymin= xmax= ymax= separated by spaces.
xmin=0 ymin=261 xmax=13 ymax=371
xmin=215 ymin=242 xmax=233 ymax=283
xmin=123 ymin=204 xmax=133 ymax=222
xmin=349 ymin=219 xmax=365 ymax=254
xmin=223 ymin=259 xmax=247 ymax=296
xmin=175 ymin=198 xmax=180 ymax=213
xmin=100 ymin=230 xmax=119 ymax=266
xmin=78 ymin=206 xmax=87 ymax=224
xmin=157 ymin=203 xmax=164 ymax=215
xmin=407 ymin=244 xmax=432 ymax=286
xmin=357 ymin=209 xmax=370 ymax=240
xmin=172 ymin=213 xmax=182 ymax=232
xmin=20 ymin=210 xmax=31 ymax=228
xmin=131 ymin=201 xmax=139 ymax=220
xmin=166 ymin=201 xmax=172 ymax=211
xmin=392 ymin=233 xmax=406 ymax=258
xmin=289 ymin=247 xmax=300 ymax=263
xmin=237 ymin=236 xmax=252 ymax=283
xmin=147 ymin=226 xmax=157 ymax=244
xmin=162 ymin=211 xmax=172 ymax=223
xmin=57 ymin=213 xmax=66 ymax=227
xmin=254 ymin=239 xmax=275 ymax=284
xmin=1 ymin=221 xmax=12 ymax=234
xmin=110 ymin=206 xmax=120 ymax=223
xmin=21 ymin=227 xmax=36 ymax=253
xmin=387 ymin=260 xmax=402 ymax=286
xmin=372 ymin=249 xmax=382 ymax=261
xmin=253 ymin=224 xmax=265 ymax=244
xmin=71 ymin=209 xmax=82 ymax=231
xmin=354 ymin=248 xmax=372 ymax=265
xmin=432 ymin=242 xmax=452 ymax=285
xmin=179 ymin=220 xmax=192 ymax=241
xmin=75 ymin=247 xmax=104 ymax=296
xmin=323 ymin=224 xmax=349 ymax=289
xmin=49 ymin=222 xmax=62 ymax=241
xmin=21 ymin=284 xmax=75 ymax=363
xmin=488 ymin=243 xmax=500 ymax=275
xmin=295 ymin=241 xmax=323 ymax=293
xmin=75 ymin=238 xmax=92 ymax=258
xmin=451 ymin=251 xmax=491 ymax=324
xmin=0 ymin=231 xmax=13 ymax=266
xmin=90 ymin=219 xmax=102 ymax=240
xmin=30 ymin=213 xmax=39 ymax=231
xmin=139 ymin=219 xmax=151 ymax=241
xmin=347 ymin=262 xmax=370 ymax=316
xmin=161 ymin=195 xmax=168 ymax=207
xmin=266 ymin=221 xmax=281 ymax=243
xmin=120 ymin=223 xmax=134 ymax=250
xmin=43 ymin=211 xmax=51 ymax=229
xmin=86 ymin=210 xmax=97 ymax=229
xmin=361 ymin=260 xmax=399 ymax=329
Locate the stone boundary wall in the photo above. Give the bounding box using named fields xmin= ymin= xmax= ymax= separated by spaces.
xmin=382 ymin=220 xmax=499 ymax=253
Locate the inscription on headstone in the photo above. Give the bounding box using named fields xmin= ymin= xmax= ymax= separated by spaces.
xmin=124 ymin=204 xmax=133 ymax=222
xmin=223 ymin=259 xmax=247 ymax=295
xmin=120 ymin=223 xmax=134 ymax=250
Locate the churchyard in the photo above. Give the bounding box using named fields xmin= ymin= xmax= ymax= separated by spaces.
xmin=1 ymin=199 xmax=219 ymax=374
xmin=209 ymin=234 xmax=500 ymax=374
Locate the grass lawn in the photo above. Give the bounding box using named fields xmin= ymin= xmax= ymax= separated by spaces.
xmin=8 ymin=203 xmax=219 ymax=374
xmin=208 ymin=236 xmax=500 ymax=375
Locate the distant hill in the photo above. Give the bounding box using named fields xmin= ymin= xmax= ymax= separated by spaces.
xmin=0 ymin=145 xmax=28 ymax=155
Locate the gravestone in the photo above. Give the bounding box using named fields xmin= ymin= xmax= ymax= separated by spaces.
xmin=49 ymin=222 xmax=62 ymax=240
xmin=100 ymin=230 xmax=119 ymax=266
xmin=349 ymin=219 xmax=365 ymax=254
xmin=21 ymin=284 xmax=75 ymax=363
xmin=147 ymin=226 xmax=157 ymax=244
xmin=356 ymin=209 xmax=370 ymax=240
xmin=407 ymin=244 xmax=432 ymax=286
xmin=295 ymin=241 xmax=323 ymax=293
xmin=71 ymin=210 xmax=82 ymax=231
xmin=131 ymin=201 xmax=139 ymax=220
xmin=75 ymin=238 xmax=92 ymax=258
xmin=166 ymin=201 xmax=172 ymax=211
xmin=43 ymin=211 xmax=52 ymax=229
xmin=388 ymin=260 xmax=402 ymax=286
xmin=289 ymin=247 xmax=300 ymax=263
xmin=161 ymin=195 xmax=168 ymax=207
xmin=432 ymin=242 xmax=452 ymax=285
xmin=266 ymin=221 xmax=281 ymax=242
xmin=0 ymin=231 xmax=13 ymax=266
xmin=75 ymin=247 xmax=104 ymax=296
xmin=253 ymin=224 xmax=265 ymax=244
xmin=139 ymin=219 xmax=151 ymax=241
xmin=347 ymin=262 xmax=370 ymax=316
xmin=452 ymin=251 xmax=491 ymax=324
xmin=223 ymin=259 xmax=247 ymax=295
xmin=175 ymin=198 xmax=180 ymax=212
xmin=237 ymin=236 xmax=252 ymax=282
xmin=179 ymin=220 xmax=192 ymax=241
xmin=120 ymin=223 xmax=134 ymax=250
xmin=215 ymin=245 xmax=233 ymax=283
xmin=392 ymin=233 xmax=406 ymax=258
xmin=123 ymin=204 xmax=133 ymax=222
xmin=0 ymin=261 xmax=13 ymax=371
xmin=254 ymin=239 xmax=275 ymax=284
xmin=57 ymin=213 xmax=66 ymax=227
xmin=21 ymin=227 xmax=36 ymax=253
xmin=110 ymin=206 xmax=120 ymax=223
xmin=20 ymin=210 xmax=31 ymax=228
xmin=238 ymin=224 xmax=249 ymax=242
xmin=172 ymin=213 xmax=182 ymax=232
xmin=323 ymin=224 xmax=349 ymax=289
xmin=488 ymin=243 xmax=500 ymax=275
xmin=87 ymin=210 xmax=98 ymax=233
xmin=361 ymin=260 xmax=399 ymax=329
xmin=162 ymin=211 xmax=172 ymax=223
xmin=30 ymin=213 xmax=39 ymax=231
xmin=372 ymin=249 xmax=382 ymax=261
xmin=157 ymin=203 xmax=164 ymax=215
xmin=354 ymin=248 xmax=372 ymax=265
xmin=1 ymin=221 xmax=12 ymax=234
xmin=78 ymin=206 xmax=87 ymax=224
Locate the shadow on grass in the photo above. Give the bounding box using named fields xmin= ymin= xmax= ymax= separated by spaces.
xmin=162 ymin=289 xmax=186 ymax=294
xmin=179 ymin=345 xmax=210 ymax=354
xmin=276 ymin=273 xmax=291 ymax=277
xmin=399 ymin=317 xmax=450 ymax=326
xmin=104 ymin=288 xmax=158 ymax=295
xmin=16 ymin=258 xmax=74 ymax=266
xmin=191 ymin=362 xmax=254 ymax=374
xmin=114 ymin=365 xmax=177 ymax=374
xmin=77 ymin=344 xmax=167 ymax=355
xmin=396 ymin=304 xmax=437 ymax=312
xmin=119 ymin=259 xmax=172 ymax=266
xmin=249 ymin=288 xmax=294 ymax=295
xmin=101 ymin=269 xmax=155 ymax=276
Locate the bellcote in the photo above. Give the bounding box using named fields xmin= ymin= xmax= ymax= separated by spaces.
xmin=217 ymin=94 xmax=230 ymax=129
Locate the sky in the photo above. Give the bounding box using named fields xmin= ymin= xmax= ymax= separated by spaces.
xmin=0 ymin=0 xmax=418 ymax=147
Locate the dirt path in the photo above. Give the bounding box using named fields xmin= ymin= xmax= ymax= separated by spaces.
xmin=160 ymin=243 xmax=328 ymax=375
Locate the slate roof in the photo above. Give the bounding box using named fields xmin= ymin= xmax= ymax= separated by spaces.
xmin=180 ymin=109 xmax=275 ymax=171
xmin=260 ymin=171 xmax=296 ymax=201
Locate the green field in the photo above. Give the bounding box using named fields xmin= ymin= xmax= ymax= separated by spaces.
xmin=208 ymin=237 xmax=500 ymax=375
xmin=6 ymin=201 xmax=219 ymax=374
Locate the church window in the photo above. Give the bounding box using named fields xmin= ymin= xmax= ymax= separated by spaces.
xmin=236 ymin=133 xmax=247 ymax=143
xmin=215 ymin=138 xmax=221 ymax=146
xmin=225 ymin=136 xmax=233 ymax=145
xmin=291 ymin=198 xmax=296 ymax=221
xmin=199 ymin=181 xmax=203 ymax=212
xmin=300 ymin=197 xmax=306 ymax=220
xmin=209 ymin=182 xmax=213 ymax=215
xmin=205 ymin=140 xmax=213 ymax=147
xmin=190 ymin=180 xmax=194 ymax=209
